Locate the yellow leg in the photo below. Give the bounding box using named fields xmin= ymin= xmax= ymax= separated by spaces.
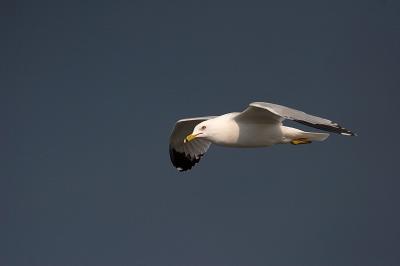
xmin=291 ymin=138 xmax=312 ymax=145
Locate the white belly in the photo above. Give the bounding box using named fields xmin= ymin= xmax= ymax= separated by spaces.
xmin=215 ymin=122 xmax=284 ymax=148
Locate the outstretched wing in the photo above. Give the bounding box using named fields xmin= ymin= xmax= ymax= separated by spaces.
xmin=169 ymin=116 xmax=216 ymax=171
xmin=236 ymin=102 xmax=356 ymax=136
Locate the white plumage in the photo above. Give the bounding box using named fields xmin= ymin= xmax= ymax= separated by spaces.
xmin=169 ymin=101 xmax=356 ymax=171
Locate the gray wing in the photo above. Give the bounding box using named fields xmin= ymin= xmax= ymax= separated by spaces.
xmin=169 ymin=116 xmax=216 ymax=171
xmin=236 ymin=102 xmax=356 ymax=136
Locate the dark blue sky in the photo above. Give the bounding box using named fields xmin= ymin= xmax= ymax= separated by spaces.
xmin=2 ymin=0 xmax=400 ymax=265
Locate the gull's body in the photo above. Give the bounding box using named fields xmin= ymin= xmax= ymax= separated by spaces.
xmin=169 ymin=102 xmax=356 ymax=171
xmin=195 ymin=113 xmax=284 ymax=147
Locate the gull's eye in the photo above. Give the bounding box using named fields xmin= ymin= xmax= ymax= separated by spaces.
xmin=200 ymin=125 xmax=206 ymax=130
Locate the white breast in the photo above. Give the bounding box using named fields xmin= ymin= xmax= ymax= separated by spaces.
xmin=210 ymin=115 xmax=284 ymax=147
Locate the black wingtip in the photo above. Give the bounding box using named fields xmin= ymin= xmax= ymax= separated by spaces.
xmin=169 ymin=145 xmax=201 ymax=172
xmin=340 ymin=131 xmax=357 ymax=137
xmin=338 ymin=127 xmax=357 ymax=136
xmin=294 ymin=120 xmax=356 ymax=137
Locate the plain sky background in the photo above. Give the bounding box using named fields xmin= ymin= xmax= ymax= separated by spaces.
xmin=2 ymin=0 xmax=400 ymax=265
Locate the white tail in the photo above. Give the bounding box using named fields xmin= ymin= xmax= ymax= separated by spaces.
xmin=299 ymin=132 xmax=330 ymax=142
xmin=282 ymin=126 xmax=330 ymax=143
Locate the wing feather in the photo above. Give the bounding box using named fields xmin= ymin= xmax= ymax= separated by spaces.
xmin=236 ymin=102 xmax=356 ymax=136
xmin=169 ymin=116 xmax=215 ymax=171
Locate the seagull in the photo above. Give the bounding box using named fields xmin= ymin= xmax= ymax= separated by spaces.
xmin=169 ymin=101 xmax=356 ymax=171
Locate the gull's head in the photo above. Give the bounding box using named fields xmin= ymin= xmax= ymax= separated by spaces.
xmin=184 ymin=119 xmax=216 ymax=142
xmin=184 ymin=114 xmax=238 ymax=145
xmin=184 ymin=121 xmax=210 ymax=143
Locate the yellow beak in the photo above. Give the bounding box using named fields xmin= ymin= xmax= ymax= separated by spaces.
xmin=184 ymin=133 xmax=197 ymax=143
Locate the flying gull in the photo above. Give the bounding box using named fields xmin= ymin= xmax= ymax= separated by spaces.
xmin=169 ymin=101 xmax=356 ymax=171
